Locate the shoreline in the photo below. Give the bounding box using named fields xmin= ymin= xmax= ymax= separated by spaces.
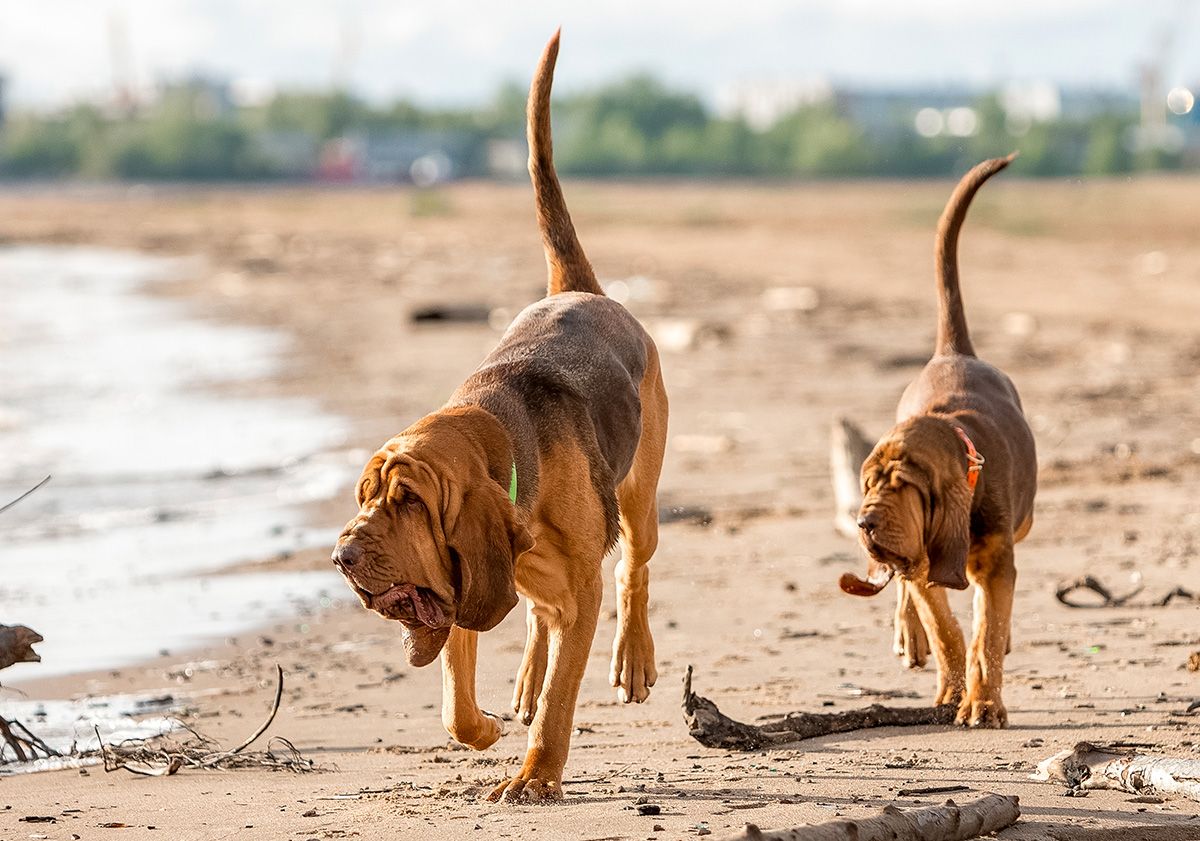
xmin=1 ymin=182 xmax=1198 ymax=838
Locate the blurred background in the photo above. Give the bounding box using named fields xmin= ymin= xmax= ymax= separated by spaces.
xmin=1 ymin=1 xmax=1198 ymax=183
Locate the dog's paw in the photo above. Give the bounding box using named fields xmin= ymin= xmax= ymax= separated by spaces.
xmin=486 ymin=774 xmax=563 ymax=804
xmin=512 ymin=644 xmax=548 ymax=726
xmin=956 ymin=694 xmax=1008 ymax=729
xmin=610 ymin=623 xmax=657 ymax=704
xmin=893 ymin=612 xmax=930 ymax=670
xmin=447 ymin=709 xmax=505 ymax=751
xmin=934 ymin=680 xmax=965 ymax=708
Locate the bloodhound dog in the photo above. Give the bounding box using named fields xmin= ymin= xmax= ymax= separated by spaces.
xmin=841 ymin=155 xmax=1036 ymax=728
xmin=331 ymin=31 xmax=667 ymax=802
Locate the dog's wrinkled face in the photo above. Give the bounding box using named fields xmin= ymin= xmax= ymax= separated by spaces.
xmin=332 ymin=428 xmax=532 ymax=666
xmin=858 ymin=441 xmax=930 ymax=577
xmin=843 ymin=417 xmax=972 ymax=596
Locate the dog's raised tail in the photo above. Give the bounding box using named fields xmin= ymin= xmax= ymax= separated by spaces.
xmin=527 ymin=30 xmax=603 ymax=297
xmin=934 ymin=152 xmax=1017 ymax=356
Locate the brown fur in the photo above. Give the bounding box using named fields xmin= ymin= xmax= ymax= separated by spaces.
xmin=845 ymin=154 xmax=1036 ymax=728
xmin=331 ymin=30 xmax=668 ymax=803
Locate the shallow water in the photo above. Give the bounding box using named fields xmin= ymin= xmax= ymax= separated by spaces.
xmin=0 ymin=246 xmax=356 ymax=680
xmin=0 ymin=691 xmax=180 ymax=773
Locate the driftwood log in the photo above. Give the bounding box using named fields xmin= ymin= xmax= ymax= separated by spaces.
xmin=1036 ymin=742 xmax=1200 ymax=802
xmin=683 ymin=667 xmax=955 ymax=751
xmin=717 ymin=794 xmax=1020 ymax=841
xmin=0 ymin=624 xmax=55 ymax=762
xmin=0 ymin=624 xmax=43 ymax=671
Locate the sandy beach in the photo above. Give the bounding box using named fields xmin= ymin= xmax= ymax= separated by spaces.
xmin=1 ymin=177 xmax=1198 ymax=840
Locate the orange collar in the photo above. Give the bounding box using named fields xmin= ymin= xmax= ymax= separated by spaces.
xmin=954 ymin=426 xmax=985 ymax=490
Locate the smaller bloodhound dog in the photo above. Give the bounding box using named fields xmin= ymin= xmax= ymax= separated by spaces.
xmin=841 ymin=154 xmax=1036 ymax=728
xmin=331 ymin=31 xmax=667 ymax=802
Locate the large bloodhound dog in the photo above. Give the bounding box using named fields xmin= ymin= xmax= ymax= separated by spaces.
xmin=331 ymin=31 xmax=667 ymax=802
xmin=841 ymin=155 xmax=1036 ymax=728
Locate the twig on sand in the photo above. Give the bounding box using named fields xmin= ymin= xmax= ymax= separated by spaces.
xmin=1055 ymin=575 xmax=1143 ymax=608
xmin=1035 ymin=742 xmax=1200 ymax=803
xmin=1054 ymin=575 xmax=1197 ymax=609
xmin=0 ymin=475 xmax=51 ymax=517
xmin=716 ymin=793 xmax=1020 ymax=841
xmin=95 ymin=665 xmax=322 ymax=775
xmin=682 ymin=666 xmax=955 ymax=752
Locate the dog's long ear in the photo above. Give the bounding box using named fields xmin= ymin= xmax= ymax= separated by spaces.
xmin=926 ymin=473 xmax=972 ymax=590
xmin=446 ymin=482 xmax=533 ymax=631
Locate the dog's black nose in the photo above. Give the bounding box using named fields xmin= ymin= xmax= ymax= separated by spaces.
xmin=857 ymin=513 xmax=876 ymax=532
xmin=332 ymin=543 xmax=362 ymax=568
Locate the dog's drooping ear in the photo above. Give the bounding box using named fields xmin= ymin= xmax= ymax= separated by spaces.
xmin=926 ymin=475 xmax=972 ymax=590
xmin=447 ymin=483 xmax=534 ymax=632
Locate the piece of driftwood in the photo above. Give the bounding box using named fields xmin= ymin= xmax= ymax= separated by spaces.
xmin=0 ymin=624 xmax=43 ymax=671
xmin=1055 ymin=575 xmax=1197 ymax=609
xmin=830 ymin=417 xmax=873 ymax=539
xmin=95 ymin=665 xmax=321 ymax=775
xmin=1055 ymin=575 xmax=1143 ymax=608
xmin=0 ymin=623 xmax=56 ymax=762
xmin=1036 ymin=742 xmax=1200 ymax=802
xmin=717 ymin=793 xmax=1020 ymax=841
xmin=682 ymin=666 xmax=955 ymax=751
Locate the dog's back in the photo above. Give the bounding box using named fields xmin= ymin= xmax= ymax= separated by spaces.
xmin=456 ymin=293 xmax=648 ymax=489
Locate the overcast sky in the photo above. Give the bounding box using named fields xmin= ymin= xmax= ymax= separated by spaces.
xmin=2 ymin=1 xmax=1198 ymax=108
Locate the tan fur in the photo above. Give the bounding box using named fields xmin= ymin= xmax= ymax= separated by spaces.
xmin=332 ymin=30 xmax=668 ymax=803
xmin=849 ymin=155 xmax=1036 ymax=729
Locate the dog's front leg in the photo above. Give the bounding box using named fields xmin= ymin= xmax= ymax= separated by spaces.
xmin=907 ymin=578 xmax=967 ymax=707
xmin=893 ymin=580 xmax=930 ymax=669
xmin=488 ymin=570 xmax=602 ymax=804
xmin=959 ymin=536 xmax=1015 ymax=728
xmin=440 ymin=626 xmax=505 ymax=750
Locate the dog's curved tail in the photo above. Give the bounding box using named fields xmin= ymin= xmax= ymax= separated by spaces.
xmin=934 ymin=152 xmax=1017 ymax=356
xmin=527 ymin=29 xmax=603 ymax=297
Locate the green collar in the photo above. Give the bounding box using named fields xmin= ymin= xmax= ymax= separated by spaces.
xmin=508 ymin=461 xmax=518 ymax=505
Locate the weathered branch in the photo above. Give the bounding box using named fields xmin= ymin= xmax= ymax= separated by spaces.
xmin=1036 ymin=742 xmax=1200 ymax=802
xmin=97 ymin=665 xmax=319 ymax=775
xmin=682 ymin=666 xmax=955 ymax=752
xmin=0 ymin=475 xmax=51 ymax=517
xmin=0 ymin=624 xmax=43 ymax=671
xmin=717 ymin=793 xmax=1020 ymax=841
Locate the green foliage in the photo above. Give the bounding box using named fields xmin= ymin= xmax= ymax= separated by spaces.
xmin=0 ymin=73 xmax=1184 ymax=181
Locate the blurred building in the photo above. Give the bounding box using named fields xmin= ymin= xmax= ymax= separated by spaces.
xmin=716 ymin=78 xmax=835 ymax=130
xmin=153 ymin=75 xmax=236 ymax=119
xmin=315 ymin=131 xmax=474 ymax=184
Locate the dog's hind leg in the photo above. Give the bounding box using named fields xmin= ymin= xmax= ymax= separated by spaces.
xmin=610 ymin=344 xmax=667 ymax=704
xmin=440 ymin=626 xmax=504 ymax=750
xmin=512 ymin=601 xmax=549 ymax=725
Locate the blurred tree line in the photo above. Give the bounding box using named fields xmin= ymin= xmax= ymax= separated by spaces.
xmin=0 ymin=74 xmax=1186 ymax=181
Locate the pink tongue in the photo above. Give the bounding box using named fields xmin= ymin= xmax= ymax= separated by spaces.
xmin=409 ymin=588 xmax=445 ymax=628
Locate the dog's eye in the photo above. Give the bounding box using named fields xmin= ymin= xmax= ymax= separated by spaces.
xmin=400 ymin=491 xmax=423 ymax=510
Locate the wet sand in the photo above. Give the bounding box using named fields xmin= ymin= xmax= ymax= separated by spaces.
xmin=1 ymin=178 xmax=1198 ymax=839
